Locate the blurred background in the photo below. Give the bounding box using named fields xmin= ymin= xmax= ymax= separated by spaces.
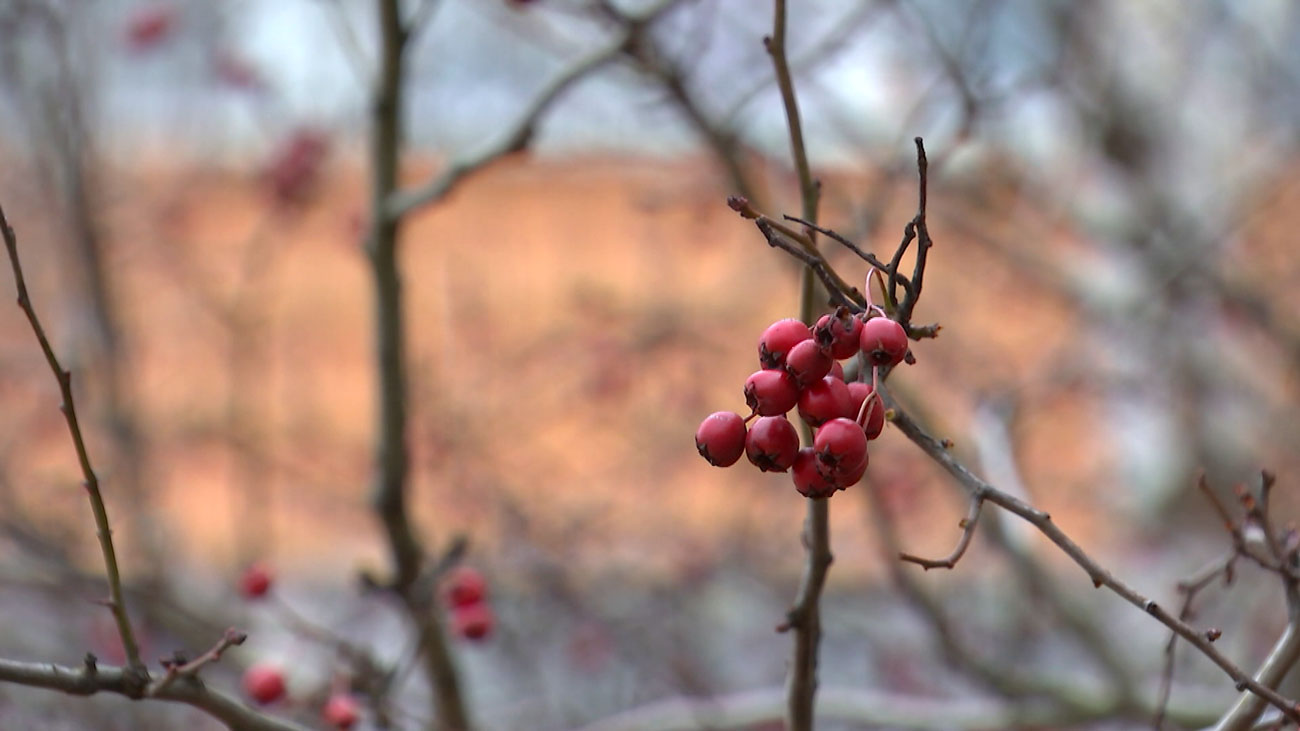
xmin=2 ymin=0 xmax=1300 ymax=728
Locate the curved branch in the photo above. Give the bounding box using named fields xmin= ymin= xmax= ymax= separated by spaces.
xmin=879 ymin=385 xmax=1300 ymax=725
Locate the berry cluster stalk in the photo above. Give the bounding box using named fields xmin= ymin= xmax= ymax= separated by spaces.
xmin=764 ymin=2 xmax=831 ymax=728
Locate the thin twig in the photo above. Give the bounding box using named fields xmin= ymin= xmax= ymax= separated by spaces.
xmin=899 ymin=496 xmax=984 ymax=570
xmin=0 ymin=205 xmax=146 ymax=686
xmin=879 ymin=385 xmax=1300 ymax=725
xmin=147 ymin=628 xmax=247 ymax=697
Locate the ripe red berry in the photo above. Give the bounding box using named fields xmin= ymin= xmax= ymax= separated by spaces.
xmin=243 ymin=663 xmax=286 ymax=705
xmin=696 ymin=412 xmax=746 ymax=467
xmin=797 ymin=376 xmax=853 ymax=427
xmin=452 ymin=603 xmax=494 ymax=641
xmin=744 ymin=370 xmax=800 ymax=416
xmin=835 ymin=449 xmax=869 ymax=489
xmin=758 ymin=319 xmax=812 ymax=369
xmin=814 ymin=310 xmax=864 ymax=360
xmin=813 ymin=418 xmax=869 ymax=478
xmin=860 ymin=317 xmax=908 ymax=366
xmin=828 ymin=360 xmax=845 ymax=381
xmin=323 ymin=693 xmax=361 ymax=729
xmin=847 ymin=382 xmax=885 ymax=439
xmin=744 ymin=416 xmax=799 ymax=472
xmin=239 ymin=563 xmax=273 ymax=599
xmin=443 ymin=566 xmax=488 ymax=608
xmin=784 ymin=339 xmax=833 ymax=388
xmin=792 ymin=448 xmax=836 ymax=499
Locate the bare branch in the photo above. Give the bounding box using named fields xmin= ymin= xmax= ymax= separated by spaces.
xmin=387 ymin=36 xmax=627 ymax=218
xmin=0 ymin=204 xmax=145 ymax=683
xmin=899 ymin=496 xmax=984 ymax=570
xmin=0 ymin=655 xmax=309 ymax=731
xmin=879 ymin=384 xmax=1300 ymax=725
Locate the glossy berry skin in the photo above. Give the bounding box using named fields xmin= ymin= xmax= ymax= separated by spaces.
xmin=847 ymin=382 xmax=885 ymax=439
xmin=758 ymin=319 xmax=812 ymax=369
xmin=784 ymin=339 xmax=833 ymax=388
xmin=243 ymin=664 xmax=287 ymax=705
xmin=323 ymin=694 xmax=361 ymax=729
xmin=792 ymin=448 xmax=837 ymax=499
xmin=443 ymin=566 xmax=488 ymax=608
xmin=744 ymin=416 xmax=799 ymax=472
xmin=696 ymin=412 xmax=746 ymax=467
xmin=813 ymin=418 xmax=869 ymax=478
xmin=744 ymin=369 xmax=800 ymax=416
xmin=452 ymin=602 xmax=495 ymax=641
xmin=797 ymin=376 xmax=853 ymax=427
xmin=814 ymin=311 xmax=864 ymax=360
xmin=860 ymin=317 xmax=908 ymax=366
xmin=835 ymin=449 xmax=869 ymax=489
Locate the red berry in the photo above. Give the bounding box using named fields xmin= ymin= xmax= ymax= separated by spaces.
xmin=814 ymin=310 xmax=864 ymax=360
xmin=860 ymin=317 xmax=908 ymax=366
xmin=239 ymin=563 xmax=273 ymax=599
xmin=797 ymin=377 xmax=853 ymax=427
xmin=828 ymin=360 xmax=845 ymax=381
xmin=835 ymin=450 xmax=870 ymax=489
xmin=323 ymin=694 xmax=361 ymax=729
xmin=443 ymin=566 xmax=488 ymax=608
xmin=243 ymin=663 xmax=286 ymax=705
xmin=758 ymin=319 xmax=812 ymax=369
xmin=792 ymin=448 xmax=836 ymax=499
xmin=744 ymin=370 xmax=800 ymax=416
xmin=813 ymin=418 xmax=868 ymax=478
xmin=696 ymin=412 xmax=746 ymax=467
xmin=452 ymin=603 xmax=494 ymax=641
xmin=847 ymin=382 xmax=885 ymax=439
xmin=744 ymin=416 xmax=799 ymax=472
xmin=266 ymin=129 xmax=330 ymax=207
xmin=125 ymin=5 xmax=176 ymax=51
xmin=785 ymin=339 xmax=833 ymax=388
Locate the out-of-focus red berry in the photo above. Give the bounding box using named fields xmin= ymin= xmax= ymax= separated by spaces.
xmin=239 ymin=563 xmax=273 ymax=599
xmin=125 ymin=5 xmax=176 ymax=52
xmin=452 ymin=603 xmax=494 ymax=641
xmin=266 ymin=129 xmax=330 ymax=208
xmin=443 ymin=566 xmax=488 ymax=608
xmin=323 ymin=693 xmax=361 ymax=729
xmin=243 ymin=663 xmax=286 ymax=705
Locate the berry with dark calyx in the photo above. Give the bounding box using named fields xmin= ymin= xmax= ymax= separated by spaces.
xmin=452 ymin=603 xmax=495 ymax=641
xmin=696 ymin=412 xmax=747 ymax=467
xmin=814 ymin=309 xmax=864 ymax=360
xmin=323 ymin=694 xmax=361 ymax=729
xmin=243 ymin=663 xmax=287 ymax=705
xmin=758 ymin=319 xmax=812 ymax=369
xmin=744 ymin=369 xmax=800 ymax=416
xmin=239 ymin=562 xmax=273 ymax=599
xmin=835 ymin=449 xmax=870 ymax=489
xmin=443 ymin=566 xmax=488 ymax=608
xmin=813 ymin=418 xmax=868 ymax=478
xmin=797 ymin=376 xmax=853 ymax=428
xmin=744 ymin=416 xmax=800 ymax=472
xmin=792 ymin=448 xmax=837 ymax=499
xmin=785 ymin=339 xmax=833 ymax=388
xmin=847 ymin=381 xmax=885 ymax=439
xmin=860 ymin=316 xmax=909 ymax=366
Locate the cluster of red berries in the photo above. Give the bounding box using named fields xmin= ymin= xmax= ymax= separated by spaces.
xmin=442 ymin=566 xmax=494 ymax=641
xmin=695 ymin=308 xmax=909 ymax=498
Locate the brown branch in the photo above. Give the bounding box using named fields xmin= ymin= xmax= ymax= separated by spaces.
xmin=879 ymin=385 xmax=1300 ymax=725
xmin=0 ymin=655 xmax=309 ymax=731
xmin=1153 ymin=554 xmax=1234 ymax=729
xmin=0 ymin=204 xmax=146 ymax=687
xmin=148 ymin=628 xmax=246 ymax=697
xmin=899 ymin=496 xmax=984 ymax=570
xmin=367 ymin=2 xmax=469 ymax=728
